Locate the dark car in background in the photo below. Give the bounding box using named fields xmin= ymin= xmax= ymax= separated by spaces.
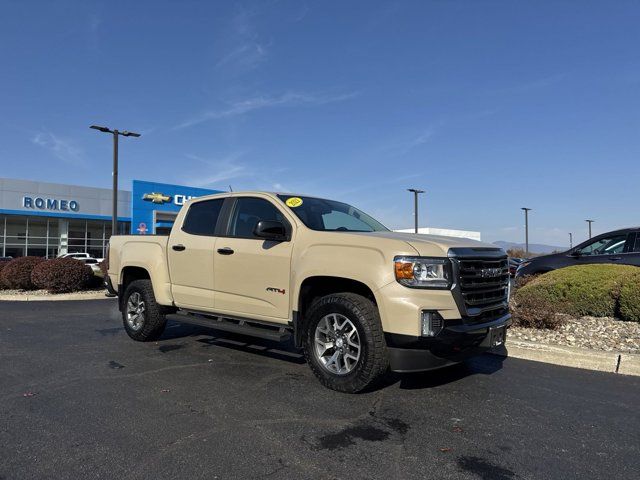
xmin=509 ymin=257 xmax=524 ymax=276
xmin=516 ymin=227 xmax=640 ymax=277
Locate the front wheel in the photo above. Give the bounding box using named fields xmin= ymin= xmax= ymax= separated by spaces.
xmin=122 ymin=279 xmax=167 ymax=341
xmin=303 ymin=293 xmax=389 ymax=393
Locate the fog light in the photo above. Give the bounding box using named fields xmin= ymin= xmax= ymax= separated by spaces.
xmin=421 ymin=311 xmax=443 ymax=337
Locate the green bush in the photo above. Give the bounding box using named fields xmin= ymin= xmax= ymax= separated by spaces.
xmin=619 ymin=271 xmax=640 ymax=322
xmin=513 ymin=264 xmax=640 ymax=326
xmin=0 ymin=256 xmax=44 ymax=290
xmin=30 ymin=258 xmax=93 ymax=294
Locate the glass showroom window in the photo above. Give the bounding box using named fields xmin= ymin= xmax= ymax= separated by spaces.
xmin=0 ymin=216 xmax=5 ymax=257
xmin=47 ymin=219 xmax=60 ymax=258
xmin=5 ymin=216 xmax=27 ymax=258
xmin=26 ymin=217 xmax=47 ymax=257
xmin=68 ymin=219 xmax=87 ymax=254
xmin=0 ymin=216 xmax=63 ymax=258
xmin=87 ymin=221 xmax=106 ymax=259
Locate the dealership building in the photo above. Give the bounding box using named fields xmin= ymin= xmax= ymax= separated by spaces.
xmin=0 ymin=177 xmax=220 ymax=258
xmin=0 ymin=177 xmax=480 ymax=258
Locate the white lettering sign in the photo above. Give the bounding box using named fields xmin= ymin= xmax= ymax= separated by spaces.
xmin=173 ymin=194 xmax=196 ymax=206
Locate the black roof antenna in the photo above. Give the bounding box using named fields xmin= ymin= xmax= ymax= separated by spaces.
xmin=228 ymin=185 xmax=233 ymax=192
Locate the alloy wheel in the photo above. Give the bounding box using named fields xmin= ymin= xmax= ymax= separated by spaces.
xmin=126 ymin=292 xmax=146 ymax=331
xmin=314 ymin=313 xmax=361 ymax=375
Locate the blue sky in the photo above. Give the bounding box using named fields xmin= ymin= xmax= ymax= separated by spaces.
xmin=1 ymin=1 xmax=639 ymax=246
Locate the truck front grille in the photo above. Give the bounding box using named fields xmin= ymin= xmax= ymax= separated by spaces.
xmin=449 ymin=249 xmax=510 ymax=323
xmin=459 ymin=258 xmax=509 ymax=306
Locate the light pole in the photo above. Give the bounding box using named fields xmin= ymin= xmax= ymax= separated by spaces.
xmin=90 ymin=126 xmax=140 ymax=235
xmin=521 ymin=207 xmax=531 ymax=256
xmin=569 ymin=232 xmax=573 ymax=249
xmin=585 ymin=219 xmax=594 ymax=239
xmin=407 ymin=188 xmax=425 ymax=233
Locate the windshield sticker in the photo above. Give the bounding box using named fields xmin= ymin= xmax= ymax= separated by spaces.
xmin=286 ymin=197 xmax=303 ymax=208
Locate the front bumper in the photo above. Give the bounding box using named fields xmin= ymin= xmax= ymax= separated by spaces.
xmin=386 ymin=313 xmax=512 ymax=372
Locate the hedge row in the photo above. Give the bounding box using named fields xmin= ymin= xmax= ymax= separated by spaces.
xmin=34 ymin=258 xmax=95 ymax=293
xmin=0 ymin=259 xmax=11 ymax=289
xmin=0 ymin=256 xmax=44 ymax=290
xmin=512 ymin=264 xmax=640 ymax=328
xmin=0 ymin=257 xmax=94 ymax=293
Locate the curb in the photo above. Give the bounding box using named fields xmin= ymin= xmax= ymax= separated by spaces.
xmin=0 ymin=291 xmax=115 ymax=302
xmin=492 ymin=339 xmax=640 ymax=376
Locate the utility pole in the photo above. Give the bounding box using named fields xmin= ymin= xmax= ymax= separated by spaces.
xmin=407 ymin=188 xmax=425 ymax=233
xmin=521 ymin=208 xmax=532 ymax=256
xmin=90 ymin=126 xmax=141 ymax=235
xmin=585 ymin=219 xmax=594 ymax=239
xmin=569 ymin=232 xmax=573 ymax=249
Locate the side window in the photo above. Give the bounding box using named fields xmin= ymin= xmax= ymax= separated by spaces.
xmin=576 ymin=234 xmax=628 ymax=256
xmin=229 ymin=197 xmax=287 ymax=239
xmin=182 ymin=199 xmax=224 ymax=236
xmin=633 ymin=234 xmax=640 ymax=253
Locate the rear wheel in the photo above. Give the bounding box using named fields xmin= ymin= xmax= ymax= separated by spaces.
xmin=303 ymin=293 xmax=388 ymax=393
xmin=122 ymin=279 xmax=167 ymax=341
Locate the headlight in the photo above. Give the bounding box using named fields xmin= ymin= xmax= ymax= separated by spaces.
xmin=394 ymin=256 xmax=451 ymax=289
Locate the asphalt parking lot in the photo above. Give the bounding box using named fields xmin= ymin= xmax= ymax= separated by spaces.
xmin=1 ymin=300 xmax=639 ymax=480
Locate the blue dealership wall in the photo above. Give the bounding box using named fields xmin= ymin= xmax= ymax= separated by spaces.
xmin=131 ymin=180 xmax=222 ymax=234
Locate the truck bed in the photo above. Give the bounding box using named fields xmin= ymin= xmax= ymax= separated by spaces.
xmin=107 ymin=235 xmax=172 ymax=303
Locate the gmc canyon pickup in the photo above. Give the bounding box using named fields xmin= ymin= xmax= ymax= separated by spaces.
xmin=106 ymin=192 xmax=511 ymax=393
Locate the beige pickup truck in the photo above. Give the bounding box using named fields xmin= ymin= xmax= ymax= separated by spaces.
xmin=106 ymin=192 xmax=511 ymax=393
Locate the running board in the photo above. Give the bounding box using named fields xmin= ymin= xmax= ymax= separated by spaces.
xmin=173 ymin=311 xmax=292 ymax=343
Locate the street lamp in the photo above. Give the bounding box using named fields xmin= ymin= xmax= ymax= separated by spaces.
xmin=521 ymin=208 xmax=532 ymax=256
xmin=407 ymin=188 xmax=425 ymax=234
xmin=585 ymin=219 xmax=595 ymax=239
xmin=90 ymin=125 xmax=140 ymax=235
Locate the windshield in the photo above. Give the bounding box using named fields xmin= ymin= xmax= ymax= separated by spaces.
xmin=277 ymin=195 xmax=389 ymax=232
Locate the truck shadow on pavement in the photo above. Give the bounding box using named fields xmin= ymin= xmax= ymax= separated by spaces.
xmin=158 ymin=319 xmax=506 ymax=390
xmin=161 ymin=319 xmax=306 ymax=364
xmin=388 ymin=354 xmax=506 ymax=391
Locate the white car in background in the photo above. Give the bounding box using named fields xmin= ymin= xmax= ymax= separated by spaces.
xmin=57 ymin=252 xmax=104 ymax=276
xmin=58 ymin=252 xmax=104 ymax=263
xmin=82 ymin=258 xmax=104 ymax=277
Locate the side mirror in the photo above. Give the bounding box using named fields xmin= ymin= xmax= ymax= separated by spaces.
xmin=570 ymin=250 xmax=581 ymax=258
xmin=254 ymin=220 xmax=287 ymax=241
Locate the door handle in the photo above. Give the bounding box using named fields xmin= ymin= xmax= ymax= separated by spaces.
xmin=609 ymin=256 xmax=622 ymax=261
xmin=172 ymin=244 xmax=186 ymax=252
xmin=217 ymin=247 xmax=234 ymax=255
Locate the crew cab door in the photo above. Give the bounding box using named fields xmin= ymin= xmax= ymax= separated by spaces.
xmin=167 ymin=198 xmax=225 ymax=310
xmin=213 ymin=196 xmax=294 ymax=321
xmin=621 ymin=232 xmax=640 ymax=267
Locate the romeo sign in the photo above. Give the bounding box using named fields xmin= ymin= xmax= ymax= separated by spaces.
xmin=22 ymin=196 xmax=80 ymax=212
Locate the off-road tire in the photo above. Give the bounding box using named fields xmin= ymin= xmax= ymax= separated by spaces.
xmin=303 ymin=293 xmax=389 ymax=393
xmin=122 ymin=279 xmax=167 ymax=341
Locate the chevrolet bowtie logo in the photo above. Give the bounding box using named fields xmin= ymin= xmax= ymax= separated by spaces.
xmin=142 ymin=192 xmax=172 ymax=204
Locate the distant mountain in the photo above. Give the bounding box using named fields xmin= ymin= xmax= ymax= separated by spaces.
xmin=492 ymin=241 xmax=566 ymax=255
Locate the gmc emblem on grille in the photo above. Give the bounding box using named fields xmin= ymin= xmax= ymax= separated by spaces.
xmin=480 ymin=267 xmax=502 ymax=278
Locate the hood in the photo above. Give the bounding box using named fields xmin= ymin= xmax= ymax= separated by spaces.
xmin=351 ymin=231 xmax=501 ymax=257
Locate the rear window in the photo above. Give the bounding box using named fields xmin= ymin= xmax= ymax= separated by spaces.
xmin=182 ymin=199 xmax=224 ymax=236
